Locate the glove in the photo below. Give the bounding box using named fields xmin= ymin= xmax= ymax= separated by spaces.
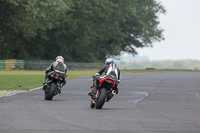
xmin=47 ymin=71 xmax=54 ymax=76
xmin=95 ymin=73 xmax=100 ymax=76
xmin=93 ymin=73 xmax=100 ymax=79
xmin=94 ymin=73 xmax=100 ymax=77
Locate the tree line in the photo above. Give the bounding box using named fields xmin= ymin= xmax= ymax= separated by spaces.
xmin=0 ymin=0 xmax=166 ymax=62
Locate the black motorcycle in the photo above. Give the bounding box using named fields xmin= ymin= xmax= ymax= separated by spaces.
xmin=44 ymin=70 xmax=66 ymax=100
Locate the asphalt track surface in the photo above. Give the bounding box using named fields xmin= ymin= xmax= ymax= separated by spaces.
xmin=0 ymin=72 xmax=200 ymax=133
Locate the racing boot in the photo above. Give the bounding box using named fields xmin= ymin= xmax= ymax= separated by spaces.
xmin=42 ymin=84 xmax=47 ymax=92
xmin=42 ymin=78 xmax=49 ymax=92
xmin=88 ymin=85 xmax=97 ymax=98
xmin=115 ymin=88 xmax=119 ymax=94
xmin=88 ymin=86 xmax=93 ymax=96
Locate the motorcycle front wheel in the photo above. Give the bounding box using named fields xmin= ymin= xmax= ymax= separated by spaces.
xmin=45 ymin=82 xmax=57 ymax=100
xmin=95 ymin=88 xmax=108 ymax=109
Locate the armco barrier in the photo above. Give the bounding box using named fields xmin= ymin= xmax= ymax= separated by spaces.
xmin=5 ymin=60 xmax=15 ymax=70
xmin=0 ymin=59 xmax=24 ymax=70
xmin=0 ymin=60 xmax=103 ymax=70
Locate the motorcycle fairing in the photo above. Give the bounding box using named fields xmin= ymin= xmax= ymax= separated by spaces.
xmin=98 ymin=78 xmax=115 ymax=88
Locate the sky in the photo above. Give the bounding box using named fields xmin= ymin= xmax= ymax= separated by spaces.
xmin=133 ymin=0 xmax=200 ymax=61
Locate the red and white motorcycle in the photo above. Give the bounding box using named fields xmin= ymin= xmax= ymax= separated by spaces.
xmin=89 ymin=72 xmax=118 ymax=109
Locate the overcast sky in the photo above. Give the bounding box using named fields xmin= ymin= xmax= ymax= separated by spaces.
xmin=135 ymin=0 xmax=200 ymax=61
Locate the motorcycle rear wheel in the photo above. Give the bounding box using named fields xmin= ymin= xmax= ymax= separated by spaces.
xmin=95 ymin=88 xmax=107 ymax=109
xmin=45 ymin=82 xmax=57 ymax=100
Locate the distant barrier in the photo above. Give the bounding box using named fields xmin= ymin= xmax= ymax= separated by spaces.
xmin=0 ymin=59 xmax=24 ymax=70
xmin=0 ymin=60 xmax=103 ymax=70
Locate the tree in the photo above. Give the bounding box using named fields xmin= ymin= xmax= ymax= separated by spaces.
xmin=0 ymin=0 xmax=72 ymax=59
xmin=0 ymin=0 xmax=166 ymax=62
xmin=115 ymin=0 xmax=166 ymax=54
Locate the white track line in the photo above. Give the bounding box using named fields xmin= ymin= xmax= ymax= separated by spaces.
xmin=0 ymin=87 xmax=42 ymax=98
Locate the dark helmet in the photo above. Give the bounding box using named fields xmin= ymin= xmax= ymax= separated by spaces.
xmin=105 ymin=58 xmax=114 ymax=65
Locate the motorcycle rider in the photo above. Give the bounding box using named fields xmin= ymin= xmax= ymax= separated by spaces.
xmin=42 ymin=56 xmax=67 ymax=93
xmin=88 ymin=58 xmax=120 ymax=97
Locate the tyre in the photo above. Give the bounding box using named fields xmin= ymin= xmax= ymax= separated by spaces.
xmin=95 ymin=88 xmax=107 ymax=109
xmin=45 ymin=82 xmax=57 ymax=100
xmin=90 ymin=101 xmax=95 ymax=108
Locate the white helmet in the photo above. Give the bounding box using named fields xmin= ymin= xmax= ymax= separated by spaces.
xmin=105 ymin=58 xmax=114 ymax=65
xmin=56 ymin=56 xmax=64 ymax=62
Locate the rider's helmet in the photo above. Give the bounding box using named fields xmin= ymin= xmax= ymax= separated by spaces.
xmin=105 ymin=58 xmax=114 ymax=65
xmin=56 ymin=56 xmax=64 ymax=62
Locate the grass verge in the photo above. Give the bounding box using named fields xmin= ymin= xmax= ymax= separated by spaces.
xmin=0 ymin=70 xmax=97 ymax=91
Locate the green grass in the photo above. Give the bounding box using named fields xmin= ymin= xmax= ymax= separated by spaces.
xmin=0 ymin=70 xmax=97 ymax=91
xmin=0 ymin=69 xmax=199 ymax=91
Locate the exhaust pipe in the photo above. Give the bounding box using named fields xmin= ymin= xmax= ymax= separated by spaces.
xmin=112 ymin=90 xmax=117 ymax=95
